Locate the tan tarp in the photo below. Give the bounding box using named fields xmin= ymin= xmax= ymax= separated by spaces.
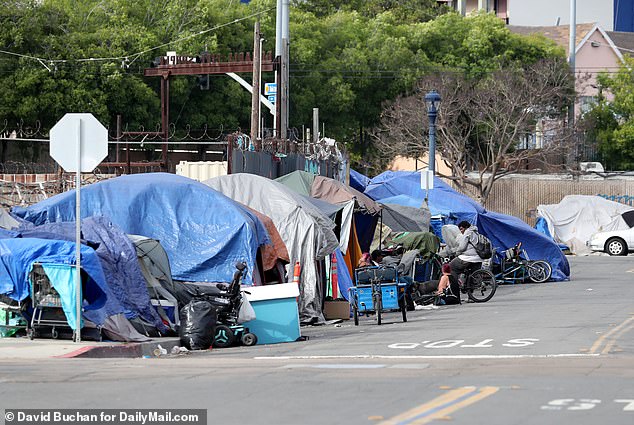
xmin=311 ymin=176 xmax=381 ymax=215
xmin=243 ymin=205 xmax=290 ymax=270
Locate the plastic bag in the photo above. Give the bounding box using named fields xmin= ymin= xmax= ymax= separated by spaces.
xmin=237 ymin=296 xmax=256 ymax=323
xmin=179 ymin=299 xmax=217 ymax=350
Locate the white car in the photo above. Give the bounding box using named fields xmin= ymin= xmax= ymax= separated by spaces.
xmin=587 ymin=229 xmax=634 ymax=256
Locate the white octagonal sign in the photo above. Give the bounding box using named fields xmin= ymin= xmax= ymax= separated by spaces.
xmin=50 ymin=113 xmax=108 ymax=172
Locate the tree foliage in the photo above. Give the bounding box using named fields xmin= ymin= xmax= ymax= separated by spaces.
xmin=581 ymin=57 xmax=634 ymax=170
xmin=371 ymin=57 xmax=576 ymax=205
xmin=0 ymin=0 xmax=572 ymax=177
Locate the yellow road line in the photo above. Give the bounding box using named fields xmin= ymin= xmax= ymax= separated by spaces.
xmin=379 ymin=386 xmax=499 ymax=425
xmin=602 ymin=320 xmax=634 ymax=354
xmin=589 ymin=316 xmax=634 ymax=354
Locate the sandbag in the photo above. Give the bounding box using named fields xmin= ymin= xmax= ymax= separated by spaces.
xmin=179 ymin=299 xmax=217 ymax=350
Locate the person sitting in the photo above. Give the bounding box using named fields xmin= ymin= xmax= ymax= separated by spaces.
xmin=370 ymin=249 xmax=384 ymax=266
xmin=358 ymin=253 xmax=372 ymax=268
xmin=449 ymin=221 xmax=484 ymax=284
xmin=412 ymin=263 xmax=461 ymax=306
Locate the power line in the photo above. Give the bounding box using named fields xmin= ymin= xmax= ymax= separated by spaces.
xmin=0 ymin=6 xmax=274 ymax=70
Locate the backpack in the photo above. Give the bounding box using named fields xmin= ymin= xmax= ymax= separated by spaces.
xmin=470 ymin=232 xmax=493 ymax=259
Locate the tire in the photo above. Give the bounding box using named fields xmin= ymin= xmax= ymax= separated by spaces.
xmin=527 ymin=260 xmax=552 ymax=283
xmin=241 ymin=332 xmax=258 ymax=346
xmin=353 ymin=306 xmax=359 ymax=326
xmin=213 ymin=325 xmax=235 ymax=348
xmin=467 ymin=269 xmax=497 ymax=303
xmin=399 ymin=298 xmax=408 ymax=323
xmin=374 ymin=292 xmax=382 ymax=326
xmin=605 ymin=237 xmax=628 ymax=256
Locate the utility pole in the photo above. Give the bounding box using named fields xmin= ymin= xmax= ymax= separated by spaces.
xmin=280 ymin=38 xmax=289 ymax=140
xmin=568 ymin=0 xmax=577 ymax=164
xmin=312 ymin=108 xmax=319 ymax=144
xmin=251 ymin=21 xmax=261 ymax=144
xmin=275 ymin=0 xmax=290 ymax=141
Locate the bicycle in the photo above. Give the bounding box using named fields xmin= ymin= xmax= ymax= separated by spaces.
xmin=491 ymin=243 xmax=552 ymax=284
xmin=412 ymin=255 xmax=497 ymax=304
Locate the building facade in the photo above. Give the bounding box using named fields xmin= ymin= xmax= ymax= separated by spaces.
xmin=439 ymin=0 xmax=634 ymax=32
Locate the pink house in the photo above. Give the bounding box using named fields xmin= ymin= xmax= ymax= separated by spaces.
xmin=509 ymin=23 xmax=634 ymax=115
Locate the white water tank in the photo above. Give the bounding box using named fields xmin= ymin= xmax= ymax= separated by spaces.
xmin=175 ymin=161 xmax=228 ymax=181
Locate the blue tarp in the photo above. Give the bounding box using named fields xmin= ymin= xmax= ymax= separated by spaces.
xmin=17 ymin=217 xmax=165 ymax=331
xmin=477 ymin=211 xmax=570 ymax=281
xmin=362 ymin=170 xmax=570 ymax=281
xmin=334 ymin=248 xmax=353 ymax=301
xmin=365 ymin=171 xmax=483 ymax=223
xmin=12 ymin=173 xmax=270 ymax=284
xmin=0 ymin=238 xmax=108 ymax=326
xmin=349 ymin=169 xmax=371 ymax=193
xmin=40 ymin=264 xmax=82 ymax=330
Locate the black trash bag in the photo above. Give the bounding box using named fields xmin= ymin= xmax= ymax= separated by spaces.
xmin=179 ymin=299 xmax=217 ymax=350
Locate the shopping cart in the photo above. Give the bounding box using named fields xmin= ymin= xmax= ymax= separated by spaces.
xmin=27 ymin=263 xmax=73 ymax=340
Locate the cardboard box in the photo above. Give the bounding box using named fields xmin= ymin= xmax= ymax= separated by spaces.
xmin=323 ymin=300 xmax=350 ymax=320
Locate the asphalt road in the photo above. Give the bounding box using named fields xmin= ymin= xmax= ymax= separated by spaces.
xmin=1 ymin=256 xmax=633 ymax=425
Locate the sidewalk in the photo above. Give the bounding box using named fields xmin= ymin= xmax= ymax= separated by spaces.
xmin=0 ymin=336 xmax=181 ymax=359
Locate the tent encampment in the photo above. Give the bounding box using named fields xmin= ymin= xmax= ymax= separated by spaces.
xmin=11 ymin=173 xmax=270 ymax=285
xmin=362 ymin=171 xmax=570 ymax=281
xmin=12 ymin=216 xmax=168 ymax=335
xmin=204 ymin=173 xmax=339 ymax=324
xmin=537 ymin=195 xmax=634 ymax=254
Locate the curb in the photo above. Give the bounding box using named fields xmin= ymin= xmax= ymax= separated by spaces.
xmin=56 ymin=338 xmax=182 ymax=359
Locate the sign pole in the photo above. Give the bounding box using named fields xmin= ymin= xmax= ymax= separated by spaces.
xmin=75 ymin=119 xmax=82 ymax=343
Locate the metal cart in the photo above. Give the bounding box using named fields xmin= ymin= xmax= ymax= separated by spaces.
xmin=27 ymin=263 xmax=73 ymax=340
xmin=349 ymin=266 xmax=407 ymax=326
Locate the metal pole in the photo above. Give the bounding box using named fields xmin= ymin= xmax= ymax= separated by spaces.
xmin=568 ymin=0 xmax=577 ymax=162
xmin=428 ymin=107 xmax=437 ymax=174
xmin=275 ymin=0 xmax=283 ymax=57
xmin=251 ymin=21 xmax=261 ymax=143
xmin=258 ymin=36 xmax=264 ymax=140
xmin=280 ymin=38 xmax=288 ymax=140
xmin=569 ymin=0 xmax=576 ymax=73
xmin=313 ymin=108 xmax=319 ymax=144
xmin=75 ymin=119 xmax=82 ymax=343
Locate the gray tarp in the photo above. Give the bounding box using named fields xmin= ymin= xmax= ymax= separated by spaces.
xmin=0 ymin=208 xmax=19 ymax=230
xmin=380 ymin=203 xmax=431 ymax=232
xmin=129 ymin=235 xmax=179 ymax=327
xmin=203 ymin=174 xmax=339 ymax=324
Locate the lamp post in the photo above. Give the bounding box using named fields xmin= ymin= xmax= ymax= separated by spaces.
xmin=425 ymin=90 xmax=441 ymax=174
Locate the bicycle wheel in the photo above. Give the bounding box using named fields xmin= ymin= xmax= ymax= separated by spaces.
xmin=527 ymin=260 xmax=552 ymax=283
xmin=399 ymin=297 xmax=408 ymax=323
xmin=373 ymin=292 xmax=382 ymax=325
xmin=467 ymin=269 xmax=497 ymax=303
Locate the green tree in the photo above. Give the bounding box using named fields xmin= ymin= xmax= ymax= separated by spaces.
xmin=582 ymin=57 xmax=634 ymax=170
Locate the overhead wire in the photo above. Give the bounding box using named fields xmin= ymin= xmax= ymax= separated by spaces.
xmin=0 ymin=6 xmax=274 ymax=69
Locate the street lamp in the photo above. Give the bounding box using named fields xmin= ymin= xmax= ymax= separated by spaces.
xmin=425 ymin=90 xmax=441 ymax=174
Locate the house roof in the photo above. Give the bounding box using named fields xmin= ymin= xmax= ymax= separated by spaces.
xmin=508 ymin=23 xmax=597 ymax=55
xmin=606 ymin=31 xmax=634 ymax=57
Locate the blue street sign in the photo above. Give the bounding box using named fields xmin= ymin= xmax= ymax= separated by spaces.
xmin=265 ymin=83 xmax=277 ymax=95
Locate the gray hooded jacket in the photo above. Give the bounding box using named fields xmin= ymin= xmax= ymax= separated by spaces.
xmin=455 ymin=225 xmax=483 ymax=263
